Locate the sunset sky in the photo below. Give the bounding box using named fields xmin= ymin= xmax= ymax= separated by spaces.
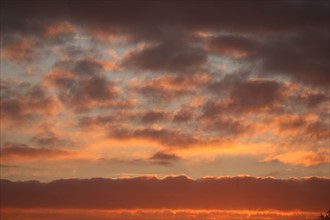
xmin=1 ymin=0 xmax=329 ymax=219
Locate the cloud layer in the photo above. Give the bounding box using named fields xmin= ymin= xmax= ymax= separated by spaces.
xmin=1 ymin=176 xmax=329 ymax=211
xmin=1 ymin=0 xmax=329 ymax=185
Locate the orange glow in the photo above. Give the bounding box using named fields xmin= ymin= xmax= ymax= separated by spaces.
xmin=44 ymin=22 xmax=75 ymax=37
xmin=263 ymin=150 xmax=330 ymax=166
xmin=0 ymin=208 xmax=320 ymax=220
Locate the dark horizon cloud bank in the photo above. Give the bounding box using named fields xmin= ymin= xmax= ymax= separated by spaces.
xmin=1 ymin=176 xmax=329 ymax=212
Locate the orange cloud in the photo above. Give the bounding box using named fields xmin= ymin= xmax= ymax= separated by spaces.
xmin=129 ymin=74 xmax=210 ymax=102
xmin=43 ymin=22 xmax=75 ymax=37
xmin=209 ymin=34 xmax=261 ymax=58
xmin=2 ymin=38 xmax=36 ymax=63
xmin=99 ymin=60 xmax=122 ymax=72
xmin=272 ymin=114 xmax=328 ymax=142
xmin=263 ymin=150 xmax=329 ymax=167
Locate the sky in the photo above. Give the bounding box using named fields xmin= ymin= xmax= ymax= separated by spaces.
xmin=0 ymin=0 xmax=329 ymax=219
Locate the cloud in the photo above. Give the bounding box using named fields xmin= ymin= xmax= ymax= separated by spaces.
xmin=0 ymin=80 xmax=59 ymax=125
xmin=1 ymin=37 xmax=38 ymax=64
xmin=1 ymin=176 xmax=328 ymax=211
xmin=303 ymin=93 xmax=328 ymax=108
xmin=209 ymin=34 xmax=261 ymax=58
xmin=305 ymin=120 xmax=329 ymax=140
xmin=3 ymin=1 xmax=328 ymax=38
xmin=173 ymin=109 xmax=194 ymax=122
xmin=259 ymin=32 xmax=330 ymax=87
xmin=2 ymin=1 xmax=328 ymax=86
xmin=228 ymin=79 xmax=285 ymax=111
xmin=129 ymin=74 xmax=209 ymax=102
xmin=149 ymin=151 xmax=181 ymax=165
xmin=78 ymin=113 xmax=129 ymax=128
xmin=201 ymin=117 xmax=251 ymax=136
xmin=286 ymin=91 xmax=328 ymax=110
xmin=1 ymin=0 xmax=328 ymax=183
xmin=263 ymin=150 xmax=329 ymax=167
xmin=138 ymin=110 xmax=170 ymax=124
xmin=278 ymin=116 xmax=307 ymax=131
xmin=31 ymin=129 xmax=74 ymax=148
xmin=207 ymin=77 xmax=285 ymax=115
xmin=275 ymin=115 xmax=328 ymax=141
xmin=0 ymin=143 xmax=77 ymax=162
xmin=209 ymin=32 xmax=330 ymax=87
xmin=122 ymin=42 xmax=207 ymax=73
xmin=43 ymin=21 xmax=75 ymax=37
xmin=44 ymin=59 xmax=123 ymax=111
xmin=109 ymin=127 xmax=201 ymax=148
xmin=32 ymin=132 xmax=62 ymax=146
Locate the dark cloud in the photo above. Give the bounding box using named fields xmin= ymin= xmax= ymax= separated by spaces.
xmin=109 ymin=127 xmax=200 ymax=148
xmin=1 ymin=176 xmax=328 ymax=211
xmin=229 ymin=79 xmax=284 ymax=111
xmin=302 ymin=93 xmax=328 ymax=108
xmin=203 ymin=117 xmax=251 ymax=136
xmin=279 ymin=117 xmax=307 ymax=131
xmin=0 ymin=143 xmax=74 ymax=162
xmin=78 ymin=109 xmax=174 ymax=130
xmin=52 ymin=75 xmax=118 ymax=111
xmin=138 ymin=110 xmax=170 ymax=124
xmin=3 ymin=1 xmax=328 ymax=82
xmin=0 ymin=81 xmax=58 ymax=123
xmin=201 ymin=101 xmax=228 ymax=119
xmin=150 ymin=151 xmax=180 ymax=165
xmin=305 ymin=120 xmax=329 ymax=140
xmin=2 ymin=1 xmax=328 ymax=38
xmin=57 ymin=59 xmax=105 ymax=77
xmin=259 ymin=32 xmax=329 ymax=87
xmin=173 ymin=109 xmax=194 ymax=122
xmin=32 ymin=132 xmax=61 ymax=146
xmin=78 ymin=113 xmax=126 ymax=128
xmin=276 ymin=115 xmax=328 ymax=141
xmin=31 ymin=130 xmax=73 ymax=148
xmin=122 ymin=42 xmax=207 ymax=73
xmin=207 ymin=78 xmax=285 ymax=116
xmin=209 ymin=35 xmax=262 ymax=58
xmin=209 ymin=32 xmax=330 ymax=87
xmin=285 ymin=92 xmax=328 ymax=112
xmin=45 ymin=59 xmax=120 ymax=111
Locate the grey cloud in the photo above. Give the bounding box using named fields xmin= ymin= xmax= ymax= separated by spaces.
xmin=122 ymin=42 xmax=207 ymax=73
xmin=150 ymin=151 xmax=181 ymax=165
